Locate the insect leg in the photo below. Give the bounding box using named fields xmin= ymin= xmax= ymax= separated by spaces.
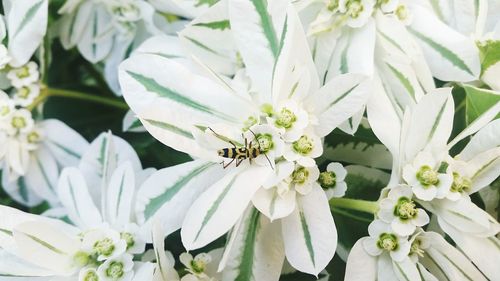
xmin=223 ymin=158 xmax=236 ymax=169
xmin=235 ymin=157 xmax=244 ymax=167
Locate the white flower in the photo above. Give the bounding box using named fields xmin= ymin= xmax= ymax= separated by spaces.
xmin=402 ymin=151 xmax=453 ymax=201
xmin=288 ymin=164 xmax=321 ymax=196
xmin=79 ymin=267 xmax=100 ymax=281
xmin=0 ymin=44 xmax=11 ymax=69
xmin=362 ymin=220 xmax=410 ymax=262
xmin=378 ymin=185 xmax=430 ymax=236
xmin=283 ymin=129 xmax=323 ymax=167
xmin=7 ymin=62 xmax=40 ymax=88
xmin=338 ymin=0 xmax=376 ymax=28
xmin=3 ymin=109 xmax=35 ymax=135
xmin=269 ymin=99 xmax=309 ymax=142
xmin=82 ymin=228 xmax=128 ymax=261
xmin=0 ymin=91 xmax=15 ymax=120
xmin=12 ymin=84 xmax=41 ymax=107
xmin=243 ymin=124 xmax=285 ymax=167
xmin=319 ymin=162 xmax=347 ymax=199
xmin=97 ymin=254 xmax=135 ymax=281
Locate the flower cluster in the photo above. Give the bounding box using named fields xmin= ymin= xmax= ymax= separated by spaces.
xmin=0 ymin=0 xmax=498 ymax=281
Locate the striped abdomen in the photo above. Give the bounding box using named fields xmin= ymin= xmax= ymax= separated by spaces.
xmin=218 ymin=147 xmax=260 ymax=159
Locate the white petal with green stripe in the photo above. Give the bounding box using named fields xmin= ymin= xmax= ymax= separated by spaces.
xmin=327 ymin=20 xmax=375 ymax=79
xmin=466 ymin=147 xmax=500 ymax=193
xmin=106 ymin=162 xmax=136 ymax=228
xmin=392 ymin=258 xmax=421 ymax=281
xmin=76 ymin=2 xmax=113 ymax=63
xmin=41 ymin=119 xmax=89 ymax=168
xmin=306 ymin=73 xmax=371 ymax=137
xmin=181 ymin=166 xmax=273 ymax=250
xmin=439 ymin=220 xmax=499 ymax=280
xmin=78 ymin=133 xmax=141 ymax=203
xmin=24 ymin=147 xmax=58 ymax=204
xmin=119 ymin=52 xmax=255 ymax=124
xmin=426 ymin=198 xmax=491 ymax=235
xmin=180 ymin=0 xmax=236 ymax=75
xmin=1 ymin=169 xmax=43 ymax=207
xmin=123 ymin=110 xmax=146 ymax=132
xmin=0 ymin=250 xmax=54 ymax=277
xmin=459 ymin=118 xmax=500 ymax=161
xmin=408 ymin=5 xmax=480 ymax=82
xmin=135 ymin=160 xmax=224 ymax=242
xmin=252 ymin=185 xmax=296 ymax=221
xmin=221 ymin=207 xmax=285 ymax=281
xmin=57 ymin=167 xmax=103 ymax=229
xmin=13 ymin=221 xmax=81 ymax=275
xmin=271 ymin=4 xmax=320 ymax=104
xmin=404 ymin=88 xmax=454 ymax=161
xmin=423 ymin=229 xmax=488 ymax=281
xmin=4 ymin=0 xmax=48 ymax=67
xmin=281 ymin=185 xmax=337 ymax=276
xmin=229 ymin=0 xmax=288 ymax=102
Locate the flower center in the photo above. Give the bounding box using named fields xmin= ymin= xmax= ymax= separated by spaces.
xmin=0 ymin=105 xmax=10 ymax=116
xmin=395 ymin=5 xmax=409 ymax=21
xmin=190 ymin=260 xmax=206 ymax=274
xmin=120 ymin=232 xmax=135 ymax=250
xmin=377 ymin=233 xmax=398 ymax=251
xmin=292 ymin=167 xmax=309 ymax=184
xmin=15 ymin=66 xmax=30 ymax=79
xmin=83 ymin=270 xmax=99 ymax=281
xmin=256 ymin=133 xmax=274 ymax=153
xmin=292 ymin=135 xmax=314 ymax=155
xmin=319 ymin=171 xmax=337 ymax=189
xmin=275 ymin=108 xmax=297 ymax=129
xmin=416 ymin=165 xmax=439 ymax=187
xmin=327 ymin=0 xmax=339 ymax=11
xmin=112 ymin=3 xmax=141 ymax=22
xmin=27 ymin=131 xmax=41 ymax=143
xmin=394 ymin=197 xmax=416 ymax=220
xmin=11 ymin=116 xmax=26 ymax=129
xmin=451 ymin=172 xmax=471 ymax=193
xmin=93 ymin=238 xmax=115 ymax=257
xmin=106 ymin=261 xmax=125 ymax=279
xmin=346 ymin=0 xmax=364 ymax=18
xmin=17 ymin=87 xmax=31 ymax=99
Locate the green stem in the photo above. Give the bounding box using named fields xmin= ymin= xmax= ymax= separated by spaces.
xmin=329 ymin=198 xmax=379 ymax=214
xmin=27 ymin=88 xmax=129 ymax=111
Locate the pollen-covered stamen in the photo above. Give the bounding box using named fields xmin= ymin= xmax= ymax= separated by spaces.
xmin=83 ymin=270 xmax=99 ymax=281
xmin=451 ymin=172 xmax=472 ymax=193
xmin=377 ymin=233 xmax=398 ymax=251
xmin=275 ymin=108 xmax=297 ymax=129
xmin=292 ymin=166 xmax=310 ymax=185
xmin=394 ymin=197 xmax=416 ymax=220
xmin=120 ymin=232 xmax=135 ymax=250
xmin=319 ymin=171 xmax=337 ymax=189
xmin=105 ymin=261 xmax=125 ymax=279
xmin=410 ymin=238 xmax=425 ymax=258
xmin=292 ymin=135 xmax=314 ymax=155
xmin=27 ymin=131 xmax=41 ymax=143
xmin=93 ymin=238 xmax=115 ymax=257
xmin=416 ymin=165 xmax=440 ymax=187
xmin=256 ymin=133 xmax=274 ymax=153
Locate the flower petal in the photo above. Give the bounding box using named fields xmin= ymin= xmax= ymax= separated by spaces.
xmin=344 ymin=237 xmax=377 ymax=281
